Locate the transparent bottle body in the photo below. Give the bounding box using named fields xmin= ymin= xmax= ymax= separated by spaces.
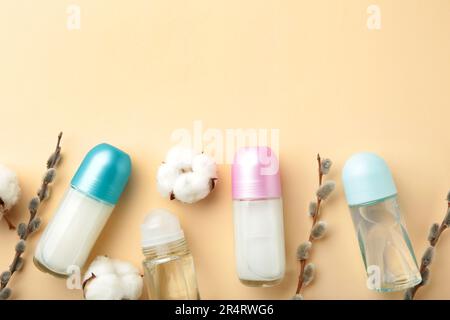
xmin=349 ymin=196 xmax=421 ymax=292
xmin=34 ymin=187 xmax=114 ymax=277
xmin=233 ymin=198 xmax=285 ymax=286
xmin=142 ymin=238 xmax=200 ymax=300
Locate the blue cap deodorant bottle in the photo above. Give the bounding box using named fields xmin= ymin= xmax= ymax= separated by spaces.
xmin=34 ymin=143 xmax=131 ymax=277
xmin=342 ymin=152 xmax=421 ymax=292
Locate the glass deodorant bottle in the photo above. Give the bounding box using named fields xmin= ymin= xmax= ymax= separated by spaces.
xmin=231 ymin=146 xmax=285 ymax=287
xmin=34 ymin=143 xmax=131 ymax=277
xmin=342 ymin=152 xmax=421 ymax=292
xmin=141 ymin=209 xmax=200 ymax=300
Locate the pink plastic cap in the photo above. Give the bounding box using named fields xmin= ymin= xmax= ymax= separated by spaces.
xmin=232 ymin=146 xmax=282 ymax=200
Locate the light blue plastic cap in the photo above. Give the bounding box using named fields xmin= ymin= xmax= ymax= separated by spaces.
xmin=342 ymin=152 xmax=397 ymax=206
xmin=71 ymin=143 xmax=131 ymax=205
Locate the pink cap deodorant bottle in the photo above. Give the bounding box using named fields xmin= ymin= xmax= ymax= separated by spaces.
xmin=232 ymin=147 xmax=286 ymax=287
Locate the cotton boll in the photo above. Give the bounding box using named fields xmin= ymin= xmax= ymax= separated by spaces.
xmin=192 ymin=153 xmax=217 ymax=178
xmin=120 ymin=274 xmax=143 ymax=300
xmin=156 ymin=163 xmax=180 ymax=197
xmin=0 ymin=164 xmax=20 ymax=209
xmin=173 ymin=172 xmax=211 ymax=204
xmin=111 ymin=259 xmax=142 ymax=300
xmin=83 ymin=256 xmax=143 ymax=300
xmin=112 ymin=259 xmax=140 ymax=276
xmin=157 ymin=147 xmax=217 ymax=204
xmin=165 ymin=146 xmax=196 ymax=171
xmin=84 ymin=274 xmax=124 ymax=300
xmin=83 ymin=256 xmax=115 ymax=282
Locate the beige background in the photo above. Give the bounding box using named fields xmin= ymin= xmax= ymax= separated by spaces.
xmin=0 ymin=0 xmax=449 ymax=300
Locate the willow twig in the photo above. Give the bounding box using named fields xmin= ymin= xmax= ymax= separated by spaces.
xmin=294 ymin=154 xmax=335 ymax=299
xmin=0 ymin=133 xmax=63 ymax=299
xmin=404 ymin=191 xmax=450 ymax=300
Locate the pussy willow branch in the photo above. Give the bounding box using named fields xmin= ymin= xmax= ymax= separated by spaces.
xmin=408 ymin=200 xmax=450 ymax=299
xmin=0 ymin=132 xmax=62 ymax=291
xmin=295 ymin=154 xmax=323 ymax=295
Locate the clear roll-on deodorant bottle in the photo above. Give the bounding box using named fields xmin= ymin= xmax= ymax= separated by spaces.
xmin=342 ymin=152 xmax=421 ymax=292
xmin=141 ymin=209 xmax=200 ymax=300
xmin=34 ymin=143 xmax=131 ymax=277
xmin=231 ymin=146 xmax=286 ymax=287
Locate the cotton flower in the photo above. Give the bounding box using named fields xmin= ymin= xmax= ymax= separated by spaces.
xmin=156 ymin=146 xmax=217 ymax=204
xmin=83 ymin=256 xmax=143 ymax=300
xmin=156 ymin=163 xmax=180 ymax=198
xmin=84 ymin=274 xmax=123 ymax=300
xmin=165 ymin=147 xmax=196 ymax=171
xmin=0 ymin=164 xmax=21 ymax=226
xmin=192 ymin=153 xmax=217 ymax=178
xmin=172 ymin=172 xmax=212 ymax=204
xmin=0 ymin=164 xmax=20 ymax=210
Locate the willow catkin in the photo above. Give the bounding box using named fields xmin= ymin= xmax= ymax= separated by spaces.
xmin=444 ymin=209 xmax=450 ymax=227
xmin=316 ymin=181 xmax=336 ymax=201
xmin=15 ymin=240 xmax=26 ymax=254
xmin=28 ymin=197 xmax=40 ymax=213
xmin=0 ymin=271 xmax=11 ymax=285
xmin=421 ymin=247 xmax=434 ymax=267
xmin=311 ymin=221 xmax=327 ymax=240
xmin=320 ymin=159 xmax=332 ymax=175
xmin=17 ymin=223 xmax=27 ymax=239
xmin=421 ymin=267 xmax=430 ymax=286
xmin=308 ymin=201 xmax=317 ymax=217
xmin=0 ymin=288 xmax=11 ymax=300
xmin=43 ymin=168 xmax=57 ymax=184
xmin=297 ymin=241 xmax=312 ymax=261
xmin=303 ymin=263 xmax=316 ymax=286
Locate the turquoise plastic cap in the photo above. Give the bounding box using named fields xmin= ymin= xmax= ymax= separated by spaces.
xmin=342 ymin=152 xmax=397 ymax=206
xmin=71 ymin=143 xmax=131 ymax=205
